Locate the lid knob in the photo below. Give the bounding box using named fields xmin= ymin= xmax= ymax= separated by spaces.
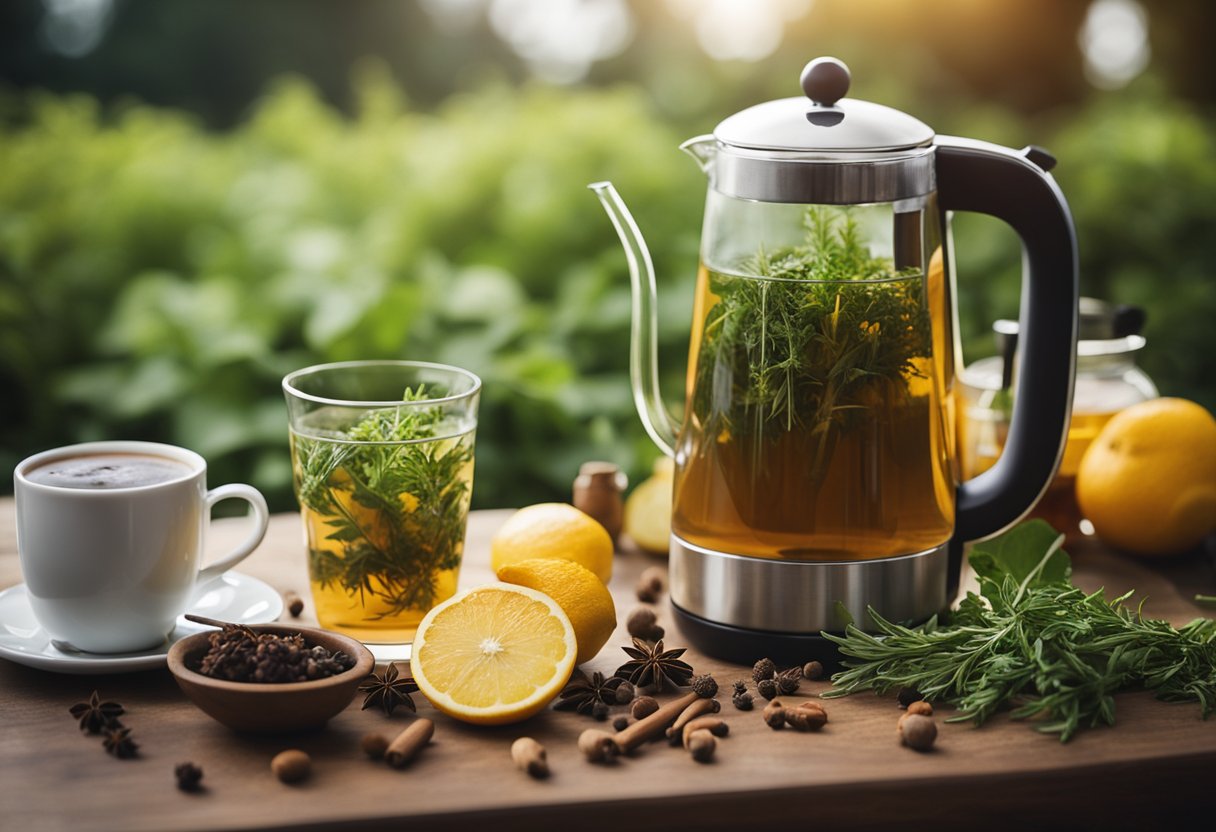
xmin=800 ymin=57 xmax=851 ymax=107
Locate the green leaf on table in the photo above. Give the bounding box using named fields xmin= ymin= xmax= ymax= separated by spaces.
xmin=969 ymin=519 xmax=1072 ymax=603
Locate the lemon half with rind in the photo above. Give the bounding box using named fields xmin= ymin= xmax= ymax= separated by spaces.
xmin=410 ymin=583 xmax=577 ymax=725
xmin=496 ymin=558 xmax=617 ymax=665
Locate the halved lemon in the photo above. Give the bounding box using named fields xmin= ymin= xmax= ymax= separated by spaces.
xmin=410 ymin=584 xmax=577 ymax=725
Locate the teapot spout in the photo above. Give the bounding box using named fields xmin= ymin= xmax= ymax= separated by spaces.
xmin=588 ymin=181 xmax=678 ymax=458
xmin=679 ymin=134 xmax=718 ymax=173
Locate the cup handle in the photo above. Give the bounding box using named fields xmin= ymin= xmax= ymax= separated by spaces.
xmin=197 ymin=484 xmax=270 ymax=585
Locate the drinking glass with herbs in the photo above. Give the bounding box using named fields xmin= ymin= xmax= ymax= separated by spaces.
xmin=283 ymin=360 xmax=480 ymax=643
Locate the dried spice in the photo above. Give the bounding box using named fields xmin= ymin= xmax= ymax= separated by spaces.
xmin=174 ymin=762 xmax=204 ymax=792
xmin=752 ymin=658 xmax=776 ymax=682
xmin=284 ymin=591 xmax=305 ymax=618
xmin=272 ymin=749 xmax=311 ymax=783
xmin=511 ymin=737 xmax=550 ymax=779
xmin=358 ymin=662 xmax=419 ymax=716
xmin=197 ymin=623 xmax=355 ymax=683
xmin=635 ymin=567 xmax=665 ymax=603
xmin=732 ymin=683 xmax=755 ymax=711
xmin=554 ymin=671 xmax=632 ymax=715
xmin=361 ymin=733 xmax=390 ymax=759
xmin=802 ymin=660 xmax=824 ymax=680
xmin=625 ymin=606 xmax=664 ymax=642
xmin=777 ymin=668 xmax=802 ymax=695
xmin=630 ymin=696 xmax=659 ymax=720
xmin=69 ymin=690 xmax=125 ymax=734
xmin=614 ymin=638 xmax=694 ymax=693
xmin=102 ymin=726 xmax=138 ymax=759
xmin=757 ymin=678 xmax=778 ymax=700
xmin=897 ymin=687 xmax=924 ymax=709
xmin=690 ymin=674 xmax=718 ymax=698
xmin=899 ymin=714 xmax=937 ymax=751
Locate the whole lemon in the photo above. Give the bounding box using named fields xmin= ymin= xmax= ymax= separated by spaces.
xmin=624 ymin=457 xmax=674 ymax=555
xmin=1076 ymin=398 xmax=1216 ymax=556
xmin=490 ymin=503 xmax=613 ymax=583
xmin=496 ymin=558 xmax=617 ymax=665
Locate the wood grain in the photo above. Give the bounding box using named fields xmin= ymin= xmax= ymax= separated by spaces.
xmin=1 ymin=499 xmax=1213 ymax=832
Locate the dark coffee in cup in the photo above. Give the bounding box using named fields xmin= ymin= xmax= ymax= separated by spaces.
xmin=25 ymin=453 xmax=191 ymax=490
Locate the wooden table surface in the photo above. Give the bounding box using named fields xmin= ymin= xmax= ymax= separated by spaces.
xmin=1 ymin=498 xmax=1213 ymax=832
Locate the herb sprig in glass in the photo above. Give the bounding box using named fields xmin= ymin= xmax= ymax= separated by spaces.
xmin=692 ymin=207 xmax=929 ymax=485
xmin=293 ymin=386 xmax=473 ymax=617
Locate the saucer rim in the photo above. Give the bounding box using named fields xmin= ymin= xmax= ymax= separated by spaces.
xmin=0 ymin=572 xmax=284 ymax=674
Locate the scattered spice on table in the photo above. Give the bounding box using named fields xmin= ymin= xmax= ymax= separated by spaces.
xmin=899 ymin=714 xmax=937 ymax=751
xmin=69 ymin=690 xmax=124 ymax=734
xmin=358 ymin=662 xmax=419 ymax=715
xmin=271 ymin=750 xmax=311 ymax=783
xmin=174 ymin=762 xmax=204 ymax=792
xmin=284 ymin=591 xmax=305 ymax=618
xmin=752 ymin=658 xmax=776 ymax=682
xmin=635 ymin=567 xmax=665 ymax=603
xmin=614 ymin=638 xmax=694 ymax=693
xmin=731 ymin=680 xmax=754 ymax=711
xmin=555 ymin=671 xmax=633 ymax=715
xmin=102 ymin=725 xmax=138 ymax=759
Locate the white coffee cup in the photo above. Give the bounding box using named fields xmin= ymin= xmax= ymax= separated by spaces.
xmin=14 ymin=441 xmax=270 ymax=653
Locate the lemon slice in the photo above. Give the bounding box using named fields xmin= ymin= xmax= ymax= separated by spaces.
xmin=410 ymin=584 xmax=577 ymax=725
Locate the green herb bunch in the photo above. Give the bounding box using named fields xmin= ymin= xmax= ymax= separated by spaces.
xmin=823 ymin=521 xmax=1216 ymax=741
xmin=293 ymin=387 xmax=474 ymax=617
xmin=693 ymin=208 xmax=929 ymax=483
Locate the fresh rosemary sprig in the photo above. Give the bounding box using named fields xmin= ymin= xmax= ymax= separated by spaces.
xmin=692 ymin=207 xmax=928 ymax=485
xmin=292 ymin=386 xmax=473 ymax=617
xmin=823 ymin=521 xmax=1216 ymax=741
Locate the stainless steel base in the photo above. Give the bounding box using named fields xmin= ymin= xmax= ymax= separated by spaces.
xmin=668 ymin=535 xmax=949 ymax=633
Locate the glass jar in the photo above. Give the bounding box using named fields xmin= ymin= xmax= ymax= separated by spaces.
xmin=958 ymin=298 xmax=1158 ymax=541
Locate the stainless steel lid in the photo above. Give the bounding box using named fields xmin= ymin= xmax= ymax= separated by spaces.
xmin=700 ymin=57 xmax=937 ymax=204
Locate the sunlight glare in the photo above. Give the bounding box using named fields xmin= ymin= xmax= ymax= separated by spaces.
xmin=1079 ymin=0 xmax=1150 ymax=90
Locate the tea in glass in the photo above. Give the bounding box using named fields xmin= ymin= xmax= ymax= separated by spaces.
xmin=283 ymin=361 xmax=480 ymax=642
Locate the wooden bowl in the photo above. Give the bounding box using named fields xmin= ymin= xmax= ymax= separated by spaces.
xmin=167 ymin=623 xmax=375 ymax=733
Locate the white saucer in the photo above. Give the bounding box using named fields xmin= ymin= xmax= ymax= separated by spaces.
xmin=0 ymin=572 xmax=284 ymax=674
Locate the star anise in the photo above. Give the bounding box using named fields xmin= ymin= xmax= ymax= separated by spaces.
xmin=69 ymin=690 xmax=125 ymax=734
xmin=554 ymin=670 xmax=629 ymax=715
xmin=613 ymin=638 xmax=694 ymax=693
xmin=101 ymin=726 xmax=138 ymax=759
xmin=358 ymin=662 xmax=419 ymax=716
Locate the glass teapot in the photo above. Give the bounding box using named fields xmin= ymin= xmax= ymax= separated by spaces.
xmin=591 ymin=58 xmax=1078 ymax=662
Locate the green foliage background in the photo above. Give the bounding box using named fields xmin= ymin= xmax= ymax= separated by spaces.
xmin=2 ymin=67 xmax=1213 ymax=511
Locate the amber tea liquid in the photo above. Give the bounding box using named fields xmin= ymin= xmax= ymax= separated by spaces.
xmin=290 ymin=415 xmax=474 ymax=643
xmin=673 ymin=264 xmax=955 ymax=561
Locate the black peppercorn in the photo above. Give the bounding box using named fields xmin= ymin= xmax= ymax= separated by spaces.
xmin=174 ymin=762 xmax=204 ymax=792
xmin=591 ymin=701 xmax=611 ymax=721
xmin=612 ymin=715 xmax=629 ymax=732
xmin=802 ymin=660 xmax=824 ymax=680
xmin=897 ymin=687 xmax=924 ymax=709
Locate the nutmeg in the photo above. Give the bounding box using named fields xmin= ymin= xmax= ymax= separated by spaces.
xmin=631 ymin=695 xmax=660 ymax=720
xmin=271 ymin=749 xmax=311 ymax=784
xmin=899 ymin=714 xmax=937 ymax=751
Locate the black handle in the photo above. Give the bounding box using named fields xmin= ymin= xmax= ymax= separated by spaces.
xmin=937 ymin=136 xmax=1078 ymax=542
